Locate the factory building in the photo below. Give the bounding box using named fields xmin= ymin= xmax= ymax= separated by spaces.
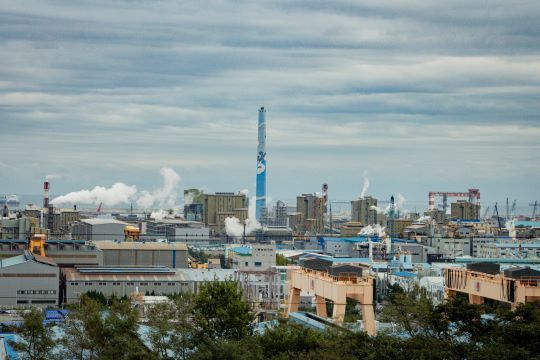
xmin=0 ymin=217 xmax=36 ymax=240
xmin=388 ymin=219 xmax=414 ymax=238
xmin=0 ymin=251 xmax=59 ymax=307
xmin=183 ymin=189 xmax=205 ymax=222
xmin=351 ymin=197 xmax=384 ymax=226
xmin=63 ymin=266 xmax=238 ymax=304
xmin=227 ymin=244 xmax=276 ymax=272
xmin=95 ymin=241 xmax=188 ymax=269
xmin=296 ymin=194 xmax=326 ymax=234
xmin=142 ymin=219 xmax=210 ymax=244
xmin=451 ymin=201 xmax=480 ymax=220
xmin=203 ymin=192 xmax=248 ymax=234
xmin=0 ymin=239 xmax=103 ymax=267
xmin=72 ymin=218 xmax=130 ymax=242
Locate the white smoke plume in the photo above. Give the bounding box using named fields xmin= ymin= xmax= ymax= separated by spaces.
xmin=360 ymin=177 xmax=370 ymax=198
xmin=150 ymin=209 xmax=177 ymax=221
xmin=224 ymin=217 xmax=261 ymax=237
xmin=183 ymin=192 xmax=195 ymax=207
xmin=45 ymin=174 xmax=63 ymax=181
xmin=359 ymin=224 xmax=386 ymax=237
xmin=416 ymin=215 xmax=433 ymax=223
xmin=370 ymin=192 xmax=407 ymax=215
xmin=51 ymin=183 xmax=137 ymax=207
xmin=225 ymin=190 xmax=261 ymax=237
xmin=137 ymin=168 xmax=181 ymax=209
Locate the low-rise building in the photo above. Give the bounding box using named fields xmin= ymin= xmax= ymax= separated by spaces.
xmin=72 ymin=218 xmax=130 ymax=242
xmin=0 ymin=251 xmax=59 ymax=307
xmin=0 ymin=239 xmax=103 ymax=267
xmin=95 ymin=241 xmax=188 ymax=269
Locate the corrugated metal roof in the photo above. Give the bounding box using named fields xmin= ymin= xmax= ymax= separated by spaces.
xmin=81 ymin=218 xmax=129 ymax=225
xmin=176 ymin=269 xmax=236 ymax=282
xmin=0 ymin=253 xmax=28 ymax=268
xmin=95 ymin=240 xmax=187 ymax=251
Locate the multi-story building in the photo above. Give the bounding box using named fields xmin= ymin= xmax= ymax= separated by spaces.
xmin=0 ymin=216 xmax=43 ymax=240
xmin=388 ymin=219 xmax=413 ymax=238
xmin=203 ymin=193 xmax=248 ymax=234
xmin=351 ymin=197 xmax=383 ymax=226
xmin=451 ymin=200 xmax=480 ymax=220
xmin=296 ymin=194 xmax=326 ymax=234
xmin=227 ymin=244 xmax=276 ymax=272
xmin=274 ymin=200 xmax=288 ymax=227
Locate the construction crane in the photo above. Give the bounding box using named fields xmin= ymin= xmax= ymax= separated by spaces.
xmin=483 ymin=206 xmax=490 ymax=218
xmin=494 ymin=203 xmax=502 ymax=231
xmin=511 ymin=200 xmax=516 ymax=218
xmin=428 ymin=189 xmax=480 ymax=213
xmin=506 ymin=198 xmax=510 ymax=220
xmin=531 ymin=201 xmax=538 ymax=218
xmin=96 ymin=202 xmax=102 ymax=213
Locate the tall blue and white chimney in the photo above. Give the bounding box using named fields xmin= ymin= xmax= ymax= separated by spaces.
xmin=256 ymin=106 xmax=267 ymax=221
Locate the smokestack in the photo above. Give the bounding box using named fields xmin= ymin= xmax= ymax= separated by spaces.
xmin=256 ymin=106 xmax=267 ymax=221
xmin=43 ymin=181 xmax=50 ymax=208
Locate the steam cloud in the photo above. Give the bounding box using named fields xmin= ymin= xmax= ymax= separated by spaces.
xmin=416 ymin=215 xmax=433 ymax=223
xmin=45 ymin=174 xmax=63 ymax=181
xmin=136 ymin=168 xmax=181 ymax=209
xmin=224 ymin=189 xmax=261 ymax=237
xmin=359 ymin=224 xmax=386 ymax=237
xmin=51 ymin=167 xmax=181 ymax=209
xmin=370 ymin=192 xmax=407 ymax=215
xmin=51 ymin=183 xmax=137 ymax=207
xmin=360 ymin=177 xmax=370 ymax=198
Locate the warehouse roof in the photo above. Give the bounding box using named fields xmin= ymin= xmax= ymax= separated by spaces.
xmin=95 ymin=241 xmax=187 ymax=251
xmin=0 ymin=251 xmax=57 ymax=268
xmin=81 ymin=218 xmax=129 ymax=226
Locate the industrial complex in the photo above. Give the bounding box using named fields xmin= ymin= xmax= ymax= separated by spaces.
xmin=0 ymin=106 xmax=539 ymax=357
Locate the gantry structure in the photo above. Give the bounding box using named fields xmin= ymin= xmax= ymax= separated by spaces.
xmin=285 ymin=267 xmax=376 ymax=336
xmin=444 ymin=267 xmax=540 ymax=308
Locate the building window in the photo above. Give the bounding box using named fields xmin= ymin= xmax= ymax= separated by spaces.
xmin=154 ymin=282 xmax=162 ymax=286
xmin=127 ymin=282 xmax=134 ymax=286
xmin=245 ymin=262 xmax=249 ymax=266
xmin=99 ymin=282 xmax=106 ymax=286
xmin=140 ymin=282 xmax=148 ymax=286
xmin=255 ymin=262 xmax=262 ymax=267
xmin=70 ymin=282 xmax=79 ymax=286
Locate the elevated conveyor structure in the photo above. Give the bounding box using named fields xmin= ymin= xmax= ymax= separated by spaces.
xmin=285 ymin=267 xmax=376 ymax=335
xmin=444 ymin=268 xmax=540 ymax=308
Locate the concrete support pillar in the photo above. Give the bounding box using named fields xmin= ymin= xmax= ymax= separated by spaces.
xmin=332 ymin=301 xmax=346 ymax=324
xmin=286 ymin=288 xmax=301 ymax=317
xmin=361 ymin=303 xmax=376 ymax=336
xmin=315 ymin=295 xmax=327 ymax=318
xmin=468 ymin=294 xmax=484 ymax=305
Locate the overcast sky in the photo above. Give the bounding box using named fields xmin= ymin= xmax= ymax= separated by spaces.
xmin=0 ymin=0 xmax=539 ymax=208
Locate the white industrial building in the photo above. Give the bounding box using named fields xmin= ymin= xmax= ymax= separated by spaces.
xmin=72 ymin=218 xmax=130 ymax=242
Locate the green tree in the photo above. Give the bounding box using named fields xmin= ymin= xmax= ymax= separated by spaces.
xmin=194 ymin=279 xmax=253 ymax=342
xmin=9 ymin=308 xmax=55 ymax=360
xmin=276 ymin=254 xmax=290 ymax=266
xmin=60 ymin=295 xmax=150 ymax=360
xmin=146 ymin=294 xmax=196 ymax=360
xmin=60 ymin=295 xmax=103 ymax=359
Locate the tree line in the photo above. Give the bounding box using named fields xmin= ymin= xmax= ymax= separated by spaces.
xmin=8 ymin=280 xmax=540 ymax=360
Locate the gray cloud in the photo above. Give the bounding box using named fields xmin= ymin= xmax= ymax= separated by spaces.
xmin=0 ymin=0 xmax=539 ymax=205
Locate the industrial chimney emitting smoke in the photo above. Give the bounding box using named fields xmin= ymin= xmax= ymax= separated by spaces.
xmin=256 ymin=107 xmax=267 ymax=221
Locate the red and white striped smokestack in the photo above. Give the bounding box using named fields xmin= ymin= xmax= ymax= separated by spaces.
xmin=43 ymin=181 xmax=50 ymax=208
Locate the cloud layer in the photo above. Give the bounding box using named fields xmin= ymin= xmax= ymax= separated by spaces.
xmin=0 ymin=1 xmax=539 ymax=205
